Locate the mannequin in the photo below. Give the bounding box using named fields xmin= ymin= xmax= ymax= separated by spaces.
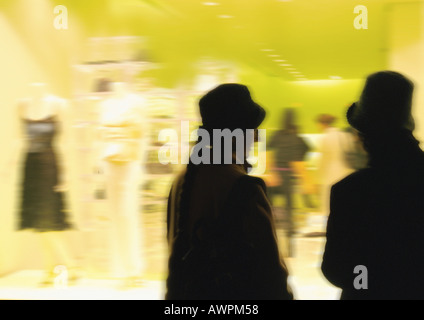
xmin=15 ymin=82 xmax=78 ymax=286
xmin=98 ymin=81 xmax=146 ymax=288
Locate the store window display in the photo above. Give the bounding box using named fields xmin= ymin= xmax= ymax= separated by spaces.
xmin=15 ymin=82 xmax=78 ymax=286
xmin=97 ymin=81 xmax=147 ymax=288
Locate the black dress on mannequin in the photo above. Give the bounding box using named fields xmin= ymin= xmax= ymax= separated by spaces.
xmin=18 ymin=115 xmax=72 ymax=232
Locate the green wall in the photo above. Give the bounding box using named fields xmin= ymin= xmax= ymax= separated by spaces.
xmin=238 ymin=64 xmax=366 ymax=133
xmin=276 ymin=79 xmax=365 ymax=133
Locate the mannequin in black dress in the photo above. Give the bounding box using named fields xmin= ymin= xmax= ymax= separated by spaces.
xmin=15 ymin=82 xmax=78 ymax=286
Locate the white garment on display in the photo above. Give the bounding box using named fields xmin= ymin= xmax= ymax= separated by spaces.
xmin=105 ymin=161 xmax=144 ymax=278
xmin=98 ymin=82 xmax=147 ymax=279
xmin=99 ymin=82 xmax=146 ymax=163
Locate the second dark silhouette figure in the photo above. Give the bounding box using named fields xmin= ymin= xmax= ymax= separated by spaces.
xmin=321 ymin=71 xmax=424 ymax=300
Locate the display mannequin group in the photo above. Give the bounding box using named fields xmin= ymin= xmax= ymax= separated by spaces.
xmin=13 ymin=82 xmax=77 ymax=286
xmin=98 ymin=82 xmax=146 ymax=287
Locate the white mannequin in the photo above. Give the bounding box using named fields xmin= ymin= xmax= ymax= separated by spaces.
xmin=98 ymin=82 xmax=146 ymax=287
xmin=14 ymin=82 xmax=78 ymax=286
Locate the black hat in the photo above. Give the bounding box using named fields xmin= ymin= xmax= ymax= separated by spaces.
xmin=199 ymin=83 xmax=266 ymax=131
xmin=347 ymin=71 xmax=415 ymax=134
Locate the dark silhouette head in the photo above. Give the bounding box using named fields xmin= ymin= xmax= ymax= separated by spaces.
xmin=347 ymin=71 xmax=415 ymax=135
xmin=199 ymin=83 xmax=266 ymax=131
xmin=178 ymin=84 xmax=266 ymax=239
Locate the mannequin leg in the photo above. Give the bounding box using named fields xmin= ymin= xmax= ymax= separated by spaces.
xmin=46 ymin=232 xmax=76 ymax=268
xmin=105 ymin=161 xmax=144 ymax=285
xmin=39 ymin=232 xmax=57 ymax=274
xmin=38 ymin=231 xmax=78 ymax=286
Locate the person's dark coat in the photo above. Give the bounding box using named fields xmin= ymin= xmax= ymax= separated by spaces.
xmin=166 ymin=163 xmax=293 ymax=300
xmin=321 ymin=130 xmax=424 ymax=299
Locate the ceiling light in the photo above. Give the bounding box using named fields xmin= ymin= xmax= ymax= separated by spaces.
xmin=261 ymin=48 xmax=274 ymax=52
xmin=218 ymin=14 xmax=233 ymax=19
xmin=329 ymin=75 xmax=342 ymax=80
xmin=274 ymin=59 xmax=286 ymax=62
xmin=268 ymin=54 xmax=280 ymax=57
xmin=202 ymin=2 xmax=220 ymax=6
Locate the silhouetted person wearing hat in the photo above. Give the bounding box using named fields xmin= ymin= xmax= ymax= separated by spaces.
xmin=166 ymin=84 xmax=293 ymax=300
xmin=321 ymin=71 xmax=424 ymax=300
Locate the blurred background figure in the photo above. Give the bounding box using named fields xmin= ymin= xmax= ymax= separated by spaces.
xmin=267 ymin=108 xmax=313 ymax=256
xmin=313 ymin=114 xmax=355 ymax=235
